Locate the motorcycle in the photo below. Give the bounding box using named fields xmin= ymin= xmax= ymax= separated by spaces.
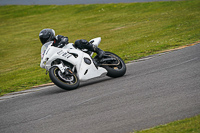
xmin=40 ymin=37 xmax=126 ymax=90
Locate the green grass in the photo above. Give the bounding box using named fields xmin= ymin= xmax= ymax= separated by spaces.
xmin=0 ymin=0 xmax=200 ymax=95
xmin=133 ymin=115 xmax=200 ymax=133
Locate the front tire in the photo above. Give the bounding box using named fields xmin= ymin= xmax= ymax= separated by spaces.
xmin=49 ymin=66 xmax=80 ymax=90
xmin=101 ymin=52 xmax=126 ymax=78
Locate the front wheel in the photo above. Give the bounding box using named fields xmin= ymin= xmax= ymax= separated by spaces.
xmin=100 ymin=52 xmax=126 ymax=78
xmin=49 ymin=66 xmax=80 ymax=90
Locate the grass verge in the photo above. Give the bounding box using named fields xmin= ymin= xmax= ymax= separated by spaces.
xmin=0 ymin=0 xmax=200 ymax=95
xmin=133 ymin=115 xmax=200 ymax=133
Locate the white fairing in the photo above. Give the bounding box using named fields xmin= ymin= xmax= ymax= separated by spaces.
xmin=40 ymin=37 xmax=107 ymax=81
xmin=89 ymin=37 xmax=101 ymax=46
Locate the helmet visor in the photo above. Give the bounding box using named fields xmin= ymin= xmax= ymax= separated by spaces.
xmin=39 ymin=36 xmax=49 ymax=45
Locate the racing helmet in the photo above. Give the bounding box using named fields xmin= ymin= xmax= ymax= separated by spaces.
xmin=39 ymin=29 xmax=55 ymax=45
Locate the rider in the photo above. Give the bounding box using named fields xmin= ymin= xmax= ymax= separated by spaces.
xmin=39 ymin=28 xmax=105 ymax=58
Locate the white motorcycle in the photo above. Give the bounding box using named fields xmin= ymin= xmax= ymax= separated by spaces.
xmin=40 ymin=37 xmax=126 ymax=90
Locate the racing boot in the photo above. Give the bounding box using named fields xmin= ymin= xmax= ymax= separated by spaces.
xmin=87 ymin=43 xmax=105 ymax=59
xmin=75 ymin=39 xmax=105 ymax=58
xmin=92 ymin=45 xmax=105 ymax=59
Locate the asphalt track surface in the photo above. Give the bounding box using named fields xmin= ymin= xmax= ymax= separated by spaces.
xmin=0 ymin=0 xmax=177 ymax=5
xmin=0 ymin=43 xmax=200 ymax=133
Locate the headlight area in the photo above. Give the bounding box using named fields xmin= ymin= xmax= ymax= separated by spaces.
xmin=43 ymin=58 xmax=49 ymax=65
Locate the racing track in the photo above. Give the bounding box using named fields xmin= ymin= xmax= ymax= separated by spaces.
xmin=0 ymin=43 xmax=200 ymax=133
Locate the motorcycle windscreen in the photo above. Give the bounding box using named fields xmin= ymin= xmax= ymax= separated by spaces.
xmin=41 ymin=41 xmax=53 ymax=59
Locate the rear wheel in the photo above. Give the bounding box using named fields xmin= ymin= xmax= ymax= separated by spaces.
xmin=100 ymin=52 xmax=126 ymax=78
xmin=49 ymin=66 xmax=80 ymax=90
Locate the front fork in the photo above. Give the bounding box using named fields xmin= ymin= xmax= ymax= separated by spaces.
xmin=55 ymin=63 xmax=67 ymax=73
xmin=52 ymin=61 xmax=74 ymax=76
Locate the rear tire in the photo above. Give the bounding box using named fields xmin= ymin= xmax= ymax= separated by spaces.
xmin=49 ymin=66 xmax=80 ymax=90
xmin=101 ymin=52 xmax=126 ymax=78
